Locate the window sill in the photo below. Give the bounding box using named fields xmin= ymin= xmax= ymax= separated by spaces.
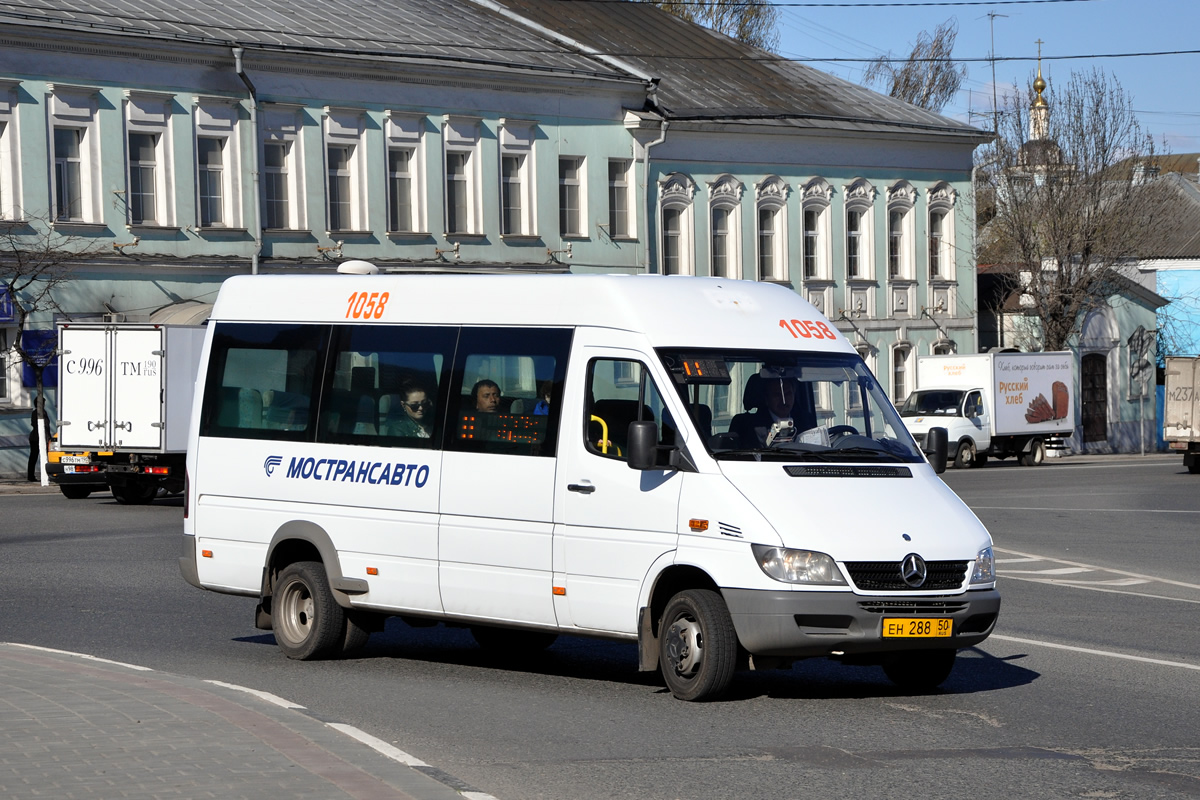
xmin=263 ymin=228 xmax=314 ymax=238
xmin=0 ymin=218 xmax=31 ymax=230
xmin=51 ymin=221 xmax=109 ymax=233
xmin=499 ymin=234 xmax=542 ymax=242
xmin=929 ymin=277 xmax=957 ymax=286
xmin=846 ymin=278 xmax=878 ymax=286
xmin=606 ymin=236 xmax=639 ymax=243
xmin=386 ymin=230 xmax=434 ymax=240
xmin=327 ymin=230 xmax=374 ymax=238
xmin=127 ymin=224 xmax=181 ymax=233
xmin=195 ymin=226 xmax=249 ymax=235
xmin=444 ymin=232 xmax=487 ymax=241
xmin=560 ymin=234 xmax=590 ymax=241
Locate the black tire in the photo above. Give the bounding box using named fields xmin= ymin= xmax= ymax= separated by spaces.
xmin=883 ymin=649 xmax=957 ymax=692
xmin=1186 ymin=460 xmax=1199 ymax=475
xmin=953 ymin=440 xmax=976 ymax=469
xmin=60 ymin=485 xmax=92 ymax=500
xmin=972 ymin=452 xmax=988 ymax=468
xmin=111 ymin=481 xmax=157 ymax=505
xmin=273 ymin=561 xmax=345 ymax=660
xmin=658 ymin=589 xmax=738 ymax=702
xmin=470 ymin=625 xmax=557 ymax=653
xmin=1020 ymin=439 xmax=1046 ymax=467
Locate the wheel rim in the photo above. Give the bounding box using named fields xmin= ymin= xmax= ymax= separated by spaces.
xmin=663 ymin=614 xmax=704 ymax=678
xmin=277 ymin=578 xmax=315 ymax=647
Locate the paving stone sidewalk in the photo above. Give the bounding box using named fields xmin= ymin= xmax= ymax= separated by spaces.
xmin=0 ymin=643 xmax=484 ymax=800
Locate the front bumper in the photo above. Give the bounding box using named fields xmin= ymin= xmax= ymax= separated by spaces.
xmin=724 ymin=587 xmax=1001 ymax=658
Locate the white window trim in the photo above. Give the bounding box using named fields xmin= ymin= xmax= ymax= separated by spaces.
xmin=755 ymin=175 xmax=790 ymax=282
xmin=800 ymin=177 xmax=833 ymax=282
xmin=558 ymin=155 xmax=587 ymax=239
xmin=607 ymin=158 xmax=635 ymax=240
xmin=123 ymin=90 xmax=176 ymax=227
xmin=927 ymin=181 xmax=957 ymax=282
xmin=323 ymin=107 xmax=367 ymax=233
xmin=706 ymin=174 xmax=743 ymax=279
xmin=384 ymin=111 xmax=426 ymax=235
xmin=498 ymin=118 xmax=536 ymax=238
xmin=261 ymin=103 xmax=306 ymax=231
xmin=193 ymin=96 xmax=242 ymax=230
xmin=843 ymin=178 xmax=876 ymax=282
xmin=47 ymin=84 xmax=102 ymax=225
xmin=0 ymin=80 xmax=22 ymax=221
xmin=0 ymin=326 xmax=12 ymax=404
xmin=658 ymin=172 xmax=696 ymax=276
xmin=443 ymin=115 xmax=481 ymax=236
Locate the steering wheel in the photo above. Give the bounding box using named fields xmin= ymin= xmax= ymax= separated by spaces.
xmin=827 ymin=425 xmax=859 ymax=441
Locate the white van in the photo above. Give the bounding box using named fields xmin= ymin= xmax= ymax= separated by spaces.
xmin=180 ymin=270 xmax=999 ymax=701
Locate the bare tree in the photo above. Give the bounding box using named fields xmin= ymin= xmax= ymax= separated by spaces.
xmin=649 ymin=0 xmax=780 ymax=51
xmin=863 ymin=19 xmax=967 ymax=113
xmin=976 ymin=68 xmax=1175 ymax=353
xmin=1 ymin=217 xmax=98 ymax=478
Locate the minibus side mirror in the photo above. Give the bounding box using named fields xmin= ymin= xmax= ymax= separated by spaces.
xmin=627 ymin=421 xmax=658 ymax=470
xmin=924 ymin=426 xmax=948 ymax=474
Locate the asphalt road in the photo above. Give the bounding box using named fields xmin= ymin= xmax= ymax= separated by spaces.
xmin=2 ymin=454 xmax=1198 ymax=799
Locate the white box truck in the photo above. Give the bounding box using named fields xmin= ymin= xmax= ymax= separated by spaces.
xmin=1163 ymin=356 xmax=1200 ymax=474
xmin=55 ymin=323 xmax=206 ymax=503
xmin=179 ymin=269 xmax=999 ymax=701
xmin=900 ymin=352 xmax=1076 ymax=468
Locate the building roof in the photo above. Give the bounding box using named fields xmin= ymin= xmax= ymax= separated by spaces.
xmin=1154 ymin=173 xmax=1200 ymax=260
xmin=494 ymin=0 xmax=991 ymax=139
xmin=0 ymin=0 xmax=634 ymax=81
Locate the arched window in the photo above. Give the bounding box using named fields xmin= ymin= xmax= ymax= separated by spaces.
xmin=892 ymin=343 xmax=911 ymax=403
xmin=707 ymin=174 xmax=743 ymax=279
xmin=844 ymin=178 xmax=876 ymax=281
xmin=755 ymin=175 xmax=790 ymax=281
xmin=800 ymin=177 xmax=832 ymax=281
xmin=659 ymin=172 xmax=696 ymax=275
xmin=932 ymin=340 xmax=955 ymax=355
xmin=886 ymin=180 xmax=916 ymax=280
xmin=927 ymin=181 xmax=957 ymax=281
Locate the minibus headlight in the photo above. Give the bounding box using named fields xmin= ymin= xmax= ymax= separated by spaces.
xmin=751 ymin=545 xmax=847 ymax=585
xmin=971 ymin=546 xmax=995 ymax=584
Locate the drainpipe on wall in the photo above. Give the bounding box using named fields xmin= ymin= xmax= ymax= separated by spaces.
xmin=642 ymin=118 xmax=668 ymax=273
xmin=233 ymin=47 xmax=261 ymax=275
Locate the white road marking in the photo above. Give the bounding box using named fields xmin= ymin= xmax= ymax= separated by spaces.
xmin=989 ymin=634 xmax=1200 ymax=671
xmin=1001 ymin=567 xmax=1091 ymax=575
xmin=205 ymin=679 xmax=305 ymax=709
xmin=995 ymin=547 xmax=1200 ymax=591
xmin=975 ymin=505 xmax=1200 ymax=514
xmin=998 ymin=574 xmax=1200 ymax=604
xmin=326 ymin=723 xmax=429 ymax=767
xmin=7 ymin=642 xmax=154 ymax=671
xmin=995 ymin=557 xmax=1042 ymax=564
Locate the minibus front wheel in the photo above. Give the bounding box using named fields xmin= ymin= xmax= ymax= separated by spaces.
xmin=658 ymin=589 xmax=737 ymax=702
xmin=273 ymin=560 xmax=346 ymax=660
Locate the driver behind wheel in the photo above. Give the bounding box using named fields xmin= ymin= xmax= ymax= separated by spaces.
xmin=730 ymin=374 xmax=807 ymax=447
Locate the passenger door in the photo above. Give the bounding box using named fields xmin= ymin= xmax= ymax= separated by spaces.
xmin=965 ymin=389 xmax=991 ymax=450
xmin=438 ymin=327 xmax=572 ymax=627
xmin=554 ymin=339 xmax=683 ymax=634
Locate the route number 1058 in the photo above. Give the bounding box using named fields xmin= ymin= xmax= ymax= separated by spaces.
xmin=346 ymin=291 xmax=390 ymax=320
xmin=780 ymin=318 xmax=836 ymax=340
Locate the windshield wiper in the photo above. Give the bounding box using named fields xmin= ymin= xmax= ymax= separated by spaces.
xmin=825 ymin=447 xmax=904 ymax=462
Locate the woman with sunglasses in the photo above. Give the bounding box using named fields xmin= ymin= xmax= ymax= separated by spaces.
xmin=387 ymin=381 xmax=434 ymax=440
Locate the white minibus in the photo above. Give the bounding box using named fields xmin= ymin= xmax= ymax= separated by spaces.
xmin=180 ymin=269 xmax=999 ymax=701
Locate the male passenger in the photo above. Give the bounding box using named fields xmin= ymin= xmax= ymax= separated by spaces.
xmin=471 ymin=380 xmax=501 ymax=413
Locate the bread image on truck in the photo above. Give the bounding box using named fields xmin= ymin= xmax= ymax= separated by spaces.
xmin=901 ymin=352 xmax=1076 ymax=469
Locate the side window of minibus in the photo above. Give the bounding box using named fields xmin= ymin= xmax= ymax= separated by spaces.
xmin=586 ymin=359 xmax=676 ymax=463
xmin=446 ymin=327 xmax=572 ymax=457
xmin=199 ymin=322 xmax=328 ymax=442
xmin=318 ymin=325 xmax=458 ymax=448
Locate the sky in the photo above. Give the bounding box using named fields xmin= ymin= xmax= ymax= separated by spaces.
xmin=770 ymin=0 xmax=1200 ymax=153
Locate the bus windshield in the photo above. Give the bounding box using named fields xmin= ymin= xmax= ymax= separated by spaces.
xmin=657 ymin=349 xmax=924 ymax=463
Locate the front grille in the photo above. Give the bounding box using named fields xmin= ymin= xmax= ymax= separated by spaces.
xmin=844 ymin=560 xmax=969 ymax=591
xmin=783 ymin=465 xmax=913 ymax=478
xmin=857 ymin=599 xmax=970 ymax=615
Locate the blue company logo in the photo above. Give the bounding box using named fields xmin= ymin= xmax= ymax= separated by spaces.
xmin=268 ymin=455 xmax=430 ymax=488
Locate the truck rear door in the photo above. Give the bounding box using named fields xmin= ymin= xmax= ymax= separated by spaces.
xmin=111 ymin=327 xmax=165 ymax=449
xmin=58 ymin=326 xmax=110 ymax=449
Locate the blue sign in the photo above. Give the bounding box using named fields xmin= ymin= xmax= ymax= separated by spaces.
xmin=21 ymin=329 xmax=59 ymax=388
xmin=0 ymin=287 xmax=13 ymax=323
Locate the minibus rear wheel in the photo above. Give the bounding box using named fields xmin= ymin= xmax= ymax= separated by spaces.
xmin=882 ymin=649 xmax=956 ymax=692
xmin=274 ymin=561 xmax=346 ymax=660
xmin=658 ymin=589 xmax=737 ymax=702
